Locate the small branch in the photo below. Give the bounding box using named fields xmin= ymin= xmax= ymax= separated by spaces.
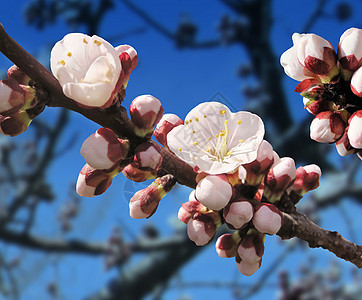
xmin=302 ymin=0 xmax=329 ymax=32
xmin=278 ymin=211 xmax=362 ymax=268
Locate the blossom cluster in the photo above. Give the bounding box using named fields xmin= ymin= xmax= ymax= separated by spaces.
xmin=280 ymin=28 xmax=362 ymax=158
xmin=0 ymin=66 xmax=39 ymax=136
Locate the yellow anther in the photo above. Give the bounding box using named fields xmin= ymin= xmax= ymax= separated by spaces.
xmin=206 ymin=149 xmax=210 ymax=153
xmin=204 ymin=115 xmax=207 ymax=118
xmin=67 ymin=52 xmax=72 ymax=57
xmin=81 ymin=78 xmax=84 ymax=83
xmin=189 ymin=119 xmax=192 ymax=123
xmin=185 ymin=120 xmax=189 ymax=124
xmin=194 ymin=142 xmax=198 ymax=145
xmin=239 ymin=139 xmax=244 ymax=143
xmin=221 ymin=130 xmax=226 ymax=134
xmin=220 ymin=133 xmax=225 ymax=137
xmin=195 ymin=117 xmax=199 ymax=122
xmin=192 ymin=130 xmax=196 ymax=134
xmin=219 ymin=109 xmax=226 ymax=115
xmin=59 ymin=60 xmax=65 ymax=65
xmin=227 ymin=151 xmax=232 ymax=156
xmin=215 ymin=134 xmax=219 ymax=138
xmin=178 ymin=148 xmax=182 ymax=151
xmin=83 ymin=38 xmax=88 ymax=44
xmin=94 ymin=40 xmax=102 ymax=46
xmin=208 ymin=137 xmax=212 ymax=140
xmin=237 ymin=120 xmax=242 ymax=125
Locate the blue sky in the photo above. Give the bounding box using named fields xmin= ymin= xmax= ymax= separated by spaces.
xmin=0 ymin=0 xmax=362 ymax=299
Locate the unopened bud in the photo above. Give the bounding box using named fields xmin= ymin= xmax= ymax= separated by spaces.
xmin=80 ymin=128 xmax=129 ymax=170
xmin=133 ymin=142 xmax=163 ymax=171
xmin=76 ymin=164 xmax=120 ymax=197
xmin=223 ymin=198 xmax=254 ymax=229
xmin=187 ymin=211 xmax=220 ymax=246
xmin=303 ymin=97 xmax=337 ymax=115
xmin=335 ymin=127 xmax=356 ymax=156
xmin=347 ymin=110 xmax=362 ymax=149
xmin=293 ymin=164 xmax=321 ymax=195
xmin=242 ymin=140 xmax=274 ymax=186
xmin=310 ymin=111 xmax=347 ymax=143
xmin=154 ymin=113 xmax=183 ymax=147
xmin=338 ymin=28 xmax=362 ymax=80
xmin=237 ymin=230 xmax=264 ymax=264
xmin=178 ymin=191 xmax=207 ymax=224
xmin=195 ymin=174 xmax=233 ymax=211
xmin=7 ymin=65 xmax=31 ymax=85
xmin=215 ymin=232 xmax=241 ymax=258
xmin=122 ymin=162 xmax=157 ymax=182
xmin=351 ymin=67 xmax=362 ymax=97
xmin=130 ymin=95 xmax=164 ymax=137
xmin=263 ymin=157 xmax=296 ymax=202
xmin=252 ymin=203 xmax=283 ymax=235
xmin=0 ymin=111 xmax=32 ymax=137
xmin=129 ymin=174 xmax=175 ymax=219
xmin=235 ymin=257 xmax=261 ymax=276
xmin=115 ymin=45 xmax=138 ymax=88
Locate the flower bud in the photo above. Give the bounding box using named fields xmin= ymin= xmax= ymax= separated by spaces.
xmin=237 ymin=231 xmax=264 ymax=264
xmin=50 ymin=33 xmax=122 ymax=108
xmin=195 ymin=174 xmax=233 ymax=211
xmin=130 ymin=95 xmax=164 ymax=137
xmin=187 ymin=211 xmax=220 ymax=246
xmin=335 ymin=127 xmax=356 ymax=156
xmin=129 ymin=174 xmax=175 ymax=219
xmin=7 ymin=65 xmax=31 ymax=85
xmin=310 ymin=111 xmax=347 ymax=143
xmin=80 ymin=128 xmax=129 ymax=170
xmin=263 ymin=157 xmax=296 ymax=202
xmin=347 ymin=110 xmax=362 ymax=149
xmin=0 ymin=78 xmax=35 ymax=116
xmin=338 ymin=28 xmax=362 ymax=80
xmin=154 ymin=113 xmax=183 ymax=147
xmin=115 ymin=45 xmax=138 ymax=92
xmin=252 ymin=203 xmax=283 ymax=235
xmin=292 ymin=164 xmax=321 ymax=195
xmin=242 ymin=140 xmax=274 ymax=186
xmin=303 ymin=97 xmax=337 ymax=115
xmin=76 ymin=163 xmax=119 ymax=197
xmin=0 ymin=111 xmax=32 ymax=137
xmin=178 ymin=191 xmax=207 ymax=224
xmin=215 ymin=233 xmax=240 ymax=258
xmin=133 ymin=142 xmax=163 ymax=171
xmin=351 ymin=66 xmax=362 ymax=97
xmin=223 ymin=198 xmax=254 ymax=229
xmin=122 ymin=162 xmax=157 ymax=182
xmin=235 ymin=257 xmax=261 ymax=276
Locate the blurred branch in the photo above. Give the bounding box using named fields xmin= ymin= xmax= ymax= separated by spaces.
xmin=302 ymin=0 xmax=329 ymax=32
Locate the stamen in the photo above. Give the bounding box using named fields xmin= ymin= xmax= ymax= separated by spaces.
xmin=237 ymin=120 xmax=242 ymax=125
xmin=194 ymin=142 xmax=198 ymax=145
xmin=83 ymin=38 xmax=88 ymax=44
xmin=219 ymin=110 xmax=226 ymax=115
xmin=94 ymin=40 xmax=102 ymax=46
xmin=195 ymin=117 xmax=199 ymax=122
xmin=59 ymin=60 xmax=65 ymax=65
xmin=178 ymin=148 xmax=182 ymax=151
xmin=185 ymin=120 xmax=189 ymax=125
xmin=67 ymin=52 xmax=72 ymax=57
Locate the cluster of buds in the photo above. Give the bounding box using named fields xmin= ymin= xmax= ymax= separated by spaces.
xmin=0 ymin=66 xmax=41 ymax=136
xmin=177 ymin=140 xmax=321 ymax=276
xmin=280 ymin=28 xmax=362 ymax=158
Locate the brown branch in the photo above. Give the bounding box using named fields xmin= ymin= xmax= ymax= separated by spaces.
xmin=278 ymin=211 xmax=362 ymax=268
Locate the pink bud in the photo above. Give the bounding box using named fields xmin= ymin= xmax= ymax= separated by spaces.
xmin=351 ymin=67 xmax=362 ymax=97
xmin=303 ymin=97 xmax=336 ymax=115
xmin=235 ymin=256 xmax=261 ymax=276
xmin=0 ymin=79 xmax=26 ymax=115
xmin=237 ymin=232 xmax=264 ymax=264
xmin=186 ymin=212 xmax=220 ymax=246
xmin=335 ymin=127 xmax=356 ymax=156
xmin=7 ymin=65 xmax=31 ymax=85
xmin=130 ymin=95 xmax=164 ymax=136
xmin=242 ymin=140 xmax=274 ymax=185
xmin=310 ymin=111 xmax=347 ymax=143
xmin=80 ymin=128 xmax=129 ymax=170
xmin=252 ymin=203 xmax=283 ymax=235
xmin=178 ymin=191 xmax=206 ymax=224
xmin=0 ymin=111 xmax=32 ymax=137
xmin=195 ymin=174 xmax=233 ymax=211
xmin=263 ymin=157 xmax=296 ymax=202
xmin=223 ymin=199 xmax=254 ymax=229
xmin=338 ymin=28 xmax=362 ymax=79
xmin=215 ymin=233 xmax=239 ymax=258
xmin=347 ymin=110 xmax=362 ymax=149
xmin=129 ymin=175 xmax=174 ymax=219
xmin=293 ymin=164 xmax=321 ymax=195
xmin=154 ymin=113 xmax=183 ymax=147
xmin=76 ymin=164 xmax=118 ymax=197
xmin=115 ymin=45 xmax=138 ymax=89
xmin=122 ymin=162 xmax=157 ymax=182
xmin=133 ymin=142 xmax=163 ymax=171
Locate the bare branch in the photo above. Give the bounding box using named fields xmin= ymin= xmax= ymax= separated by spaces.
xmin=302 ymin=0 xmax=329 ymax=32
